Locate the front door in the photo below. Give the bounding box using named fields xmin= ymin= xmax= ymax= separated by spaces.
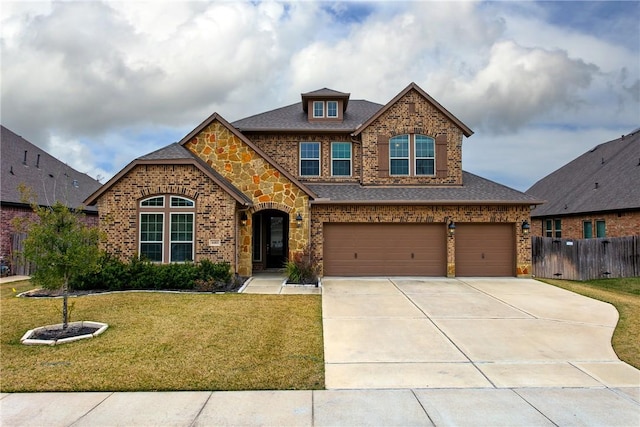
xmin=263 ymin=211 xmax=289 ymax=268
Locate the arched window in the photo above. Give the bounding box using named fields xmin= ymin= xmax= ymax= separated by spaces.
xmin=139 ymin=195 xmax=195 ymax=262
xmin=389 ymin=134 xmax=435 ymax=176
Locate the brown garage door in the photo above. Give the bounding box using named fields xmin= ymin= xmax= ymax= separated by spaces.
xmin=323 ymin=223 xmax=446 ymax=276
xmin=455 ymin=223 xmax=515 ymax=276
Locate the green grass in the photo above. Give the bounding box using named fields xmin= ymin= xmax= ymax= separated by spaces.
xmin=1 ymin=280 xmax=324 ymax=392
xmin=539 ymin=276 xmax=640 ymax=369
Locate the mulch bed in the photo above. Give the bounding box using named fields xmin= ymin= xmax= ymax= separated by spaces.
xmin=30 ymin=326 xmax=100 ymax=340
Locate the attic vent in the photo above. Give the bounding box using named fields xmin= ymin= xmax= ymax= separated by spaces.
xmin=23 ymin=150 xmax=27 ymax=165
xmin=10 ymin=166 xmax=14 ymax=175
xmin=36 ymin=154 xmax=41 ymax=168
xmin=601 ymin=157 xmax=605 ymax=164
xmin=594 ymin=182 xmax=599 ymax=189
xmin=72 ymin=180 xmax=79 ymax=188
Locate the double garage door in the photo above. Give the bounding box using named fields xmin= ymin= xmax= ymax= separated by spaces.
xmin=323 ymin=223 xmax=514 ymax=277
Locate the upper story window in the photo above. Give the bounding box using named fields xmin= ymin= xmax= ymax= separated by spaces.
xmin=545 ymin=219 xmax=561 ymax=238
xmin=327 ymin=101 xmax=338 ymax=118
xmin=331 ymin=142 xmax=351 ymax=176
xmin=300 ymin=142 xmax=320 ymax=176
xmin=390 ymin=135 xmax=410 ymax=175
xmin=583 ymin=221 xmax=593 ymax=238
xmin=313 ymin=101 xmax=324 ymax=118
xmin=139 ymin=195 xmax=195 ymax=263
xmin=415 ymin=135 xmax=435 ymax=175
xmin=596 ymin=220 xmax=606 ymax=238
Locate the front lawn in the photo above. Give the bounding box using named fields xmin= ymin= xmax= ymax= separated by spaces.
xmin=540 ymin=277 xmax=640 ymax=369
xmin=0 ymin=280 xmax=324 ymax=392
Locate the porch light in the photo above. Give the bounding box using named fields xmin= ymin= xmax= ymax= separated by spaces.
xmin=296 ymin=212 xmax=303 ymax=228
xmin=522 ymin=220 xmax=530 ymax=236
xmin=448 ymin=221 xmax=456 ymax=236
xmin=240 ymin=212 xmax=248 ymax=226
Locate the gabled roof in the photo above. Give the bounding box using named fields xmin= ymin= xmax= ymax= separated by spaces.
xmin=301 ymin=88 xmax=350 ymax=113
xmin=309 ymin=172 xmax=542 ymax=205
xmin=352 ymin=82 xmax=474 ymax=138
xmin=1 ymin=125 xmax=101 ymax=211
xmin=178 ymin=112 xmax=317 ymax=199
xmin=232 ymin=100 xmax=383 ymax=133
xmin=84 ymin=143 xmax=252 ymax=207
xmin=526 ymin=128 xmax=640 ymax=217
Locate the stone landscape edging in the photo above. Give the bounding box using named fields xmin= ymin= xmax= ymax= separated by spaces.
xmin=21 ymin=321 xmax=109 ymax=346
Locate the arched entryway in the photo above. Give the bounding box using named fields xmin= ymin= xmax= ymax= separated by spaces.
xmin=252 ymin=209 xmax=289 ymax=271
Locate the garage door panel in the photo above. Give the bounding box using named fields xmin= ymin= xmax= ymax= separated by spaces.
xmin=324 ymin=223 xmax=446 ymax=276
xmin=455 ymin=224 xmax=515 ymax=277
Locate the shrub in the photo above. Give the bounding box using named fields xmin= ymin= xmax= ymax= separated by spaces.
xmin=70 ymin=254 xmax=235 ymax=291
xmin=285 ymin=247 xmax=319 ymax=285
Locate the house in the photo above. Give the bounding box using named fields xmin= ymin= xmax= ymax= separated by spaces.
xmin=85 ymin=83 xmax=541 ymax=277
xmin=0 ymin=126 xmax=102 ymax=272
xmin=526 ymin=129 xmax=640 ymax=239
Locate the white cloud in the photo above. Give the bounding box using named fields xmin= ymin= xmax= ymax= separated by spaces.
xmin=1 ymin=0 xmax=638 ymax=190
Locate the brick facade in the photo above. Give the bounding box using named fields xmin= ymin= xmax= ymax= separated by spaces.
xmin=310 ymin=204 xmax=532 ymax=277
xmin=361 ymin=88 xmax=464 ymax=185
xmin=1 ymin=204 xmax=98 ymax=271
xmin=532 ymin=210 xmax=640 ymax=239
xmin=92 ymin=84 xmax=534 ymax=278
xmin=95 ymin=164 xmax=239 ymax=269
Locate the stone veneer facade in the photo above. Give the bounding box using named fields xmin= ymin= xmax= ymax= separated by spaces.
xmin=183 ymin=120 xmax=311 ymax=276
xmin=310 ymin=204 xmax=532 ymax=277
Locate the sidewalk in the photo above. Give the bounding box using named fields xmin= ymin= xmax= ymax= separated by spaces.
xmin=0 ymin=275 xmax=30 ymax=284
xmin=1 ymin=387 xmax=638 ymax=426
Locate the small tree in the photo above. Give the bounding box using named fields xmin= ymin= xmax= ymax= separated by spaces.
xmin=20 ymin=201 xmax=102 ymax=329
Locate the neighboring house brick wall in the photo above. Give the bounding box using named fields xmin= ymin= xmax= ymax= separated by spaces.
xmin=247 ymin=133 xmax=361 ymax=182
xmin=95 ymin=164 xmax=238 ymax=269
xmin=532 ymin=210 xmax=640 ymax=239
xmin=183 ymin=120 xmax=311 ymax=275
xmin=1 ymin=205 xmax=98 ymax=257
xmin=310 ymin=204 xmax=532 ymax=277
xmin=361 ymin=88 xmax=464 ymax=185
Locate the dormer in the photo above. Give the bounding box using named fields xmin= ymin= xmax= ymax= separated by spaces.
xmin=302 ymin=88 xmax=350 ymax=122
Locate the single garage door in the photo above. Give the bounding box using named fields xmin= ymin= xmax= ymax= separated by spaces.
xmin=323 ymin=223 xmax=446 ymax=276
xmin=455 ymin=223 xmax=515 ymax=276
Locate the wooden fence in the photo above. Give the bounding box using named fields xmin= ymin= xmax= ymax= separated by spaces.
xmin=532 ymin=236 xmax=639 ymax=280
xmin=10 ymin=233 xmax=34 ymax=276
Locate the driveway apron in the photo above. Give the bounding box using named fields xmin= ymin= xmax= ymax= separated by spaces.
xmin=322 ymin=277 xmax=640 ymax=390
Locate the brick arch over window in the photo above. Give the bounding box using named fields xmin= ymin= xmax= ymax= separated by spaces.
xmin=139 ymin=186 xmax=200 ymax=200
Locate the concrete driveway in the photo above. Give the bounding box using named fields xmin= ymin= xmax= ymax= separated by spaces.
xmin=322 ymin=277 xmax=640 ymax=390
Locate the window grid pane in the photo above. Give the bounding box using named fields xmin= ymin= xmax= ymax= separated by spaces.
xmin=327 ymin=101 xmax=338 ymax=117
xmin=171 ymin=196 xmax=194 ymax=207
xmin=390 ymin=135 xmax=409 ymax=175
xmin=583 ymin=221 xmax=593 ymax=238
xmin=596 ymin=220 xmax=606 ymax=238
xmin=300 ymin=142 xmax=320 ymax=176
xmin=141 ymin=214 xmax=163 ymax=242
xmin=141 ymin=243 xmax=162 ymax=262
xmin=313 ymin=101 xmax=324 ymax=117
xmin=171 ymin=214 xmax=193 ymax=241
xmin=141 ymin=196 xmax=164 ymax=207
xmin=332 ymin=142 xmax=351 ymax=176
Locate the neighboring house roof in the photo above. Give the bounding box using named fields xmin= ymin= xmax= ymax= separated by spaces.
xmin=352 ymin=82 xmax=474 ymax=138
xmin=178 ymin=113 xmax=317 ymax=199
xmin=309 ymin=172 xmax=542 ymax=205
xmin=85 ymin=143 xmax=253 ymax=207
xmin=232 ymin=100 xmax=383 ymax=132
xmin=1 ymin=125 xmax=101 ymax=212
xmin=526 ymin=128 xmax=640 ymax=217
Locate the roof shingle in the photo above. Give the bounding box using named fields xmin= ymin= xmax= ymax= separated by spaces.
xmin=1 ymin=125 xmax=101 ymax=211
xmin=526 ymin=129 xmax=640 ymax=217
xmin=309 ymin=172 xmax=541 ymax=205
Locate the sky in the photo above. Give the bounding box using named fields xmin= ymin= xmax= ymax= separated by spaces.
xmin=1 ymin=0 xmax=638 ymax=192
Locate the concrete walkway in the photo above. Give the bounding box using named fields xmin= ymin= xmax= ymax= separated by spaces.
xmin=1 ymin=276 xmax=638 ymax=426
